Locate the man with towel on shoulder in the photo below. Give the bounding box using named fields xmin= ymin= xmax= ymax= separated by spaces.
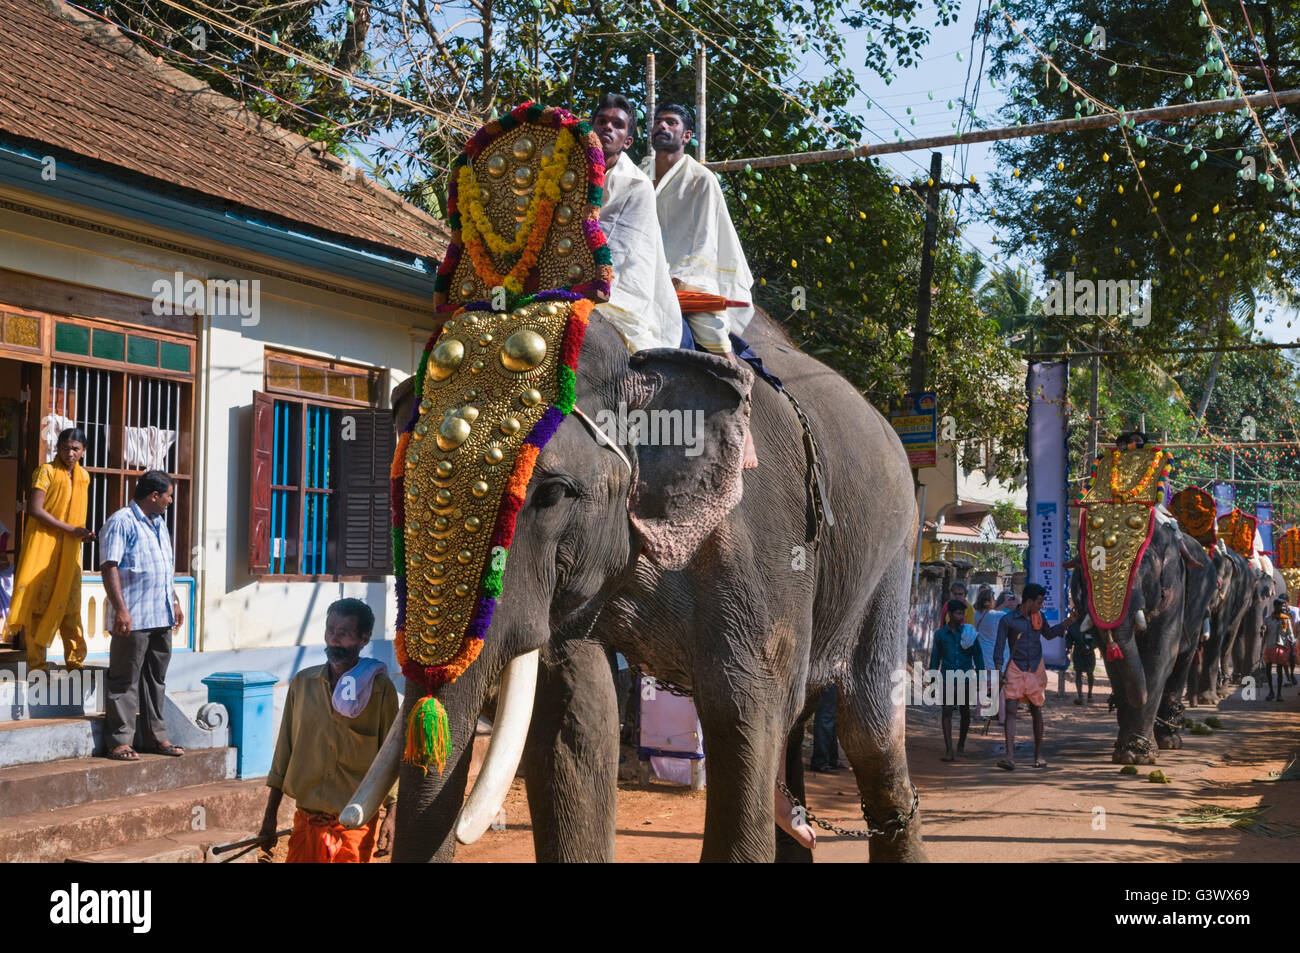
xmin=259 ymin=598 xmax=398 ymax=862
xmin=993 ymin=583 xmax=1079 ymax=771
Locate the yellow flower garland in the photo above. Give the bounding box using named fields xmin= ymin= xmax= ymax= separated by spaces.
xmin=1109 ymin=448 xmax=1164 ymax=502
xmin=458 ymin=128 xmax=574 ymax=257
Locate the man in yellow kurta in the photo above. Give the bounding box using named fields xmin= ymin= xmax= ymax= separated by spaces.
xmin=4 ymin=427 xmax=90 ymax=670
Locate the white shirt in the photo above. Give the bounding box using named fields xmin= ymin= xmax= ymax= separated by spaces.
xmin=975 ymin=609 xmax=1007 ymax=669
xmin=639 ymin=153 xmax=755 ymax=342
xmin=596 ymin=153 xmax=683 ymax=352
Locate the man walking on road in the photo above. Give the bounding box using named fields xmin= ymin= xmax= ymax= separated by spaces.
xmin=993 ymin=583 xmax=1078 ymax=770
xmin=99 ymin=470 xmax=185 ymax=761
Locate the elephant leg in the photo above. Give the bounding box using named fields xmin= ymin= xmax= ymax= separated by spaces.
xmin=837 ymin=550 xmax=927 ymax=862
xmin=775 ymin=713 xmax=815 ymax=864
xmin=523 ymin=638 xmax=619 ymax=862
xmin=1156 ymin=649 xmax=1193 ymax=749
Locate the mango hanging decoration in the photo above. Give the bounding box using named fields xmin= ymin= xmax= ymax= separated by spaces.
xmin=393 ymin=103 xmax=607 ymax=773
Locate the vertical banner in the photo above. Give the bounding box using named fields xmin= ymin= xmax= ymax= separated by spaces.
xmin=889 ymin=391 xmax=938 ymax=468
xmin=1256 ymin=501 xmax=1274 ymax=556
xmin=1211 ymin=480 xmax=1236 ymax=517
xmin=1026 ymin=361 xmax=1069 ymax=669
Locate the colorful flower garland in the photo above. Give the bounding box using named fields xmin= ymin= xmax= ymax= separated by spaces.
xmin=391 ymin=290 xmax=592 ymax=773
xmin=1109 ymin=448 xmax=1172 ymax=502
xmin=458 ymin=127 xmax=574 ymax=258
xmin=433 ymin=102 xmax=613 ymax=314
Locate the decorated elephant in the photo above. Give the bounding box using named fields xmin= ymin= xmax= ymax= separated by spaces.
xmin=1072 ymin=446 xmax=1193 ymax=763
xmin=1189 ymin=542 xmax=1252 ymax=705
xmin=1228 ymin=557 xmax=1285 ymax=685
xmin=1202 ymin=508 xmax=1263 ymax=697
xmin=346 ymin=106 xmax=925 ymax=863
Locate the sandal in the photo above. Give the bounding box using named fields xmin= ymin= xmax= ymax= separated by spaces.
xmin=996 ymin=759 xmax=1015 ymax=771
xmin=1033 ymin=760 xmax=1048 ymax=768
xmin=107 ymin=746 xmax=139 ymax=761
xmin=148 ymin=743 xmax=185 ymax=757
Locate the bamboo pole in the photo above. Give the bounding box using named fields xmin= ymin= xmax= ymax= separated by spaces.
xmin=703 ymin=88 xmax=1300 ymax=172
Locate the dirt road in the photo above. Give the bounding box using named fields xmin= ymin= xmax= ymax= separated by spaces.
xmin=456 ymin=669 xmax=1300 ymax=862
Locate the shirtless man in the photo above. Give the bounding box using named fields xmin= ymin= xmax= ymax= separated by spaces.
xmin=993 ymin=583 xmax=1080 ymax=769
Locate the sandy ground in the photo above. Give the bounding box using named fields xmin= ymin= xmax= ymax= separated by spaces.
xmin=455 ymin=668 xmax=1300 ymax=862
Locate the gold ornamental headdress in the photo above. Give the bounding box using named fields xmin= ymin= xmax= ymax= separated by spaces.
xmin=1077 ymin=446 xmax=1172 ymax=638
xmin=394 ymin=104 xmax=610 ymax=772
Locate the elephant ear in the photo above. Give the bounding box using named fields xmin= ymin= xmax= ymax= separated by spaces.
xmin=621 ymin=348 xmax=753 ymax=570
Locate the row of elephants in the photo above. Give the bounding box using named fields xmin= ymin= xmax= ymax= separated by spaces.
xmin=1080 ymin=513 xmax=1284 ymax=765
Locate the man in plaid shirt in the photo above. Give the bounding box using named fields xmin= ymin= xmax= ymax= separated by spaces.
xmin=99 ymin=470 xmax=185 ymax=761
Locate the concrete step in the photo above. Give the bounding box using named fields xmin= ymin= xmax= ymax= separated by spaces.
xmin=0 ymin=715 xmax=101 ymax=768
xmin=67 ymin=827 xmax=257 ymax=863
xmin=0 ymin=777 xmax=287 ymax=863
xmin=0 ymin=747 xmax=236 ymax=820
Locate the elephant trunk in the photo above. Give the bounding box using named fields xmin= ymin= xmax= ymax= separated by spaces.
xmin=1111 ymin=631 xmax=1148 ymax=709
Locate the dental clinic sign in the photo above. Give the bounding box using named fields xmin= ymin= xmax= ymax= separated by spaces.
xmin=1026 ymin=362 xmax=1069 ymax=669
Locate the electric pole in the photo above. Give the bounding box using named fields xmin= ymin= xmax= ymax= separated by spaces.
xmin=908 ymin=152 xmax=980 ymax=394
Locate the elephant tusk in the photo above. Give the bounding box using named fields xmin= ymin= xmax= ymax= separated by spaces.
xmin=455 ymin=649 xmax=540 ymax=845
xmin=1134 ymin=609 xmax=1148 ymax=631
xmin=340 ymin=707 xmax=407 ymax=829
xmin=1079 ymin=614 xmax=1093 ymax=633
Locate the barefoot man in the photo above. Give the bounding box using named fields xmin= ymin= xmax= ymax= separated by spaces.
xmin=641 ymin=103 xmax=758 ymax=469
xmin=993 ymin=583 xmax=1079 ymax=770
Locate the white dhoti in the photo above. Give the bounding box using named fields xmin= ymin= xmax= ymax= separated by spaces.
xmin=595 ymin=153 xmax=682 ymax=353
xmin=641 ymin=153 xmax=755 ymax=354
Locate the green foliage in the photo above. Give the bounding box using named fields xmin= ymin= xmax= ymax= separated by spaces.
xmin=990 ymin=499 xmax=1025 ymax=533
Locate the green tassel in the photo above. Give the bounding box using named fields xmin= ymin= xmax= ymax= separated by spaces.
xmin=556 ymin=366 xmax=576 ymax=414
xmin=392 ymin=526 xmax=405 ymax=573
xmin=483 ymin=557 xmax=505 ymax=598
xmin=402 ymin=696 xmax=451 ymax=775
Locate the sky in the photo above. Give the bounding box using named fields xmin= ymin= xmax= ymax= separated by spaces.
xmin=786 ymin=2 xmax=1298 ymax=346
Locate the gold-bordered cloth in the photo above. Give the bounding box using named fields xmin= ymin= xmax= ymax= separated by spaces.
xmin=1077 ymin=447 xmax=1169 ymax=629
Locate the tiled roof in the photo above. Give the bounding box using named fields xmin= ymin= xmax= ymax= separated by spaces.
xmin=0 ymin=0 xmax=447 ymax=262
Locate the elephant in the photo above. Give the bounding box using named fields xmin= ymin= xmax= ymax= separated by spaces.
xmin=373 ymin=308 xmax=926 ymax=863
xmin=1072 ymin=519 xmax=1186 ymax=764
xmin=1189 ymin=543 xmax=1252 ymax=705
xmin=1221 ymin=558 xmax=1271 ymax=690
xmin=1152 ymin=535 xmax=1218 ymax=749
xmin=1230 ymin=558 xmax=1286 ymax=686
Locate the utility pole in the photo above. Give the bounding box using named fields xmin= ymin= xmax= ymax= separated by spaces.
xmin=694 ymin=46 xmax=707 ymax=163
xmin=908 ymin=152 xmax=980 ymax=394
xmin=1087 ymin=349 xmax=1100 ymax=463
xmin=645 ymin=53 xmax=656 ymax=163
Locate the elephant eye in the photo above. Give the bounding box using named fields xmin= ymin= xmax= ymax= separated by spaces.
xmin=531 ymin=477 xmax=580 ymax=509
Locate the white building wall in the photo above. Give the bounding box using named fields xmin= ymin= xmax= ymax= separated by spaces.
xmin=0 ymin=206 xmax=437 ymax=654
